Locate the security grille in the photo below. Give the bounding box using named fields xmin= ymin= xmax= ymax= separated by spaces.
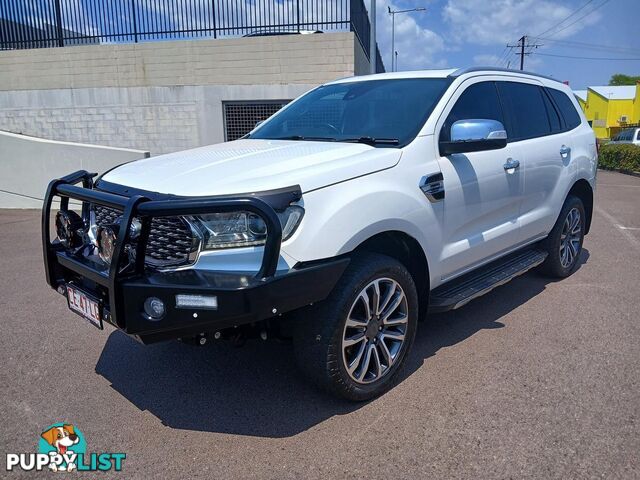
xmin=224 ymin=101 xmax=289 ymax=141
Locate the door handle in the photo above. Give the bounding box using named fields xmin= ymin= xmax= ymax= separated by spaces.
xmin=503 ymin=158 xmax=520 ymax=171
xmin=560 ymin=145 xmax=571 ymax=158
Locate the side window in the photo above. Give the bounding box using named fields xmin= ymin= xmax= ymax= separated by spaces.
xmin=547 ymin=88 xmax=582 ymax=130
xmin=497 ymin=81 xmax=551 ymax=141
xmin=541 ymin=89 xmax=562 ymax=133
xmin=440 ymin=81 xmax=504 ymax=142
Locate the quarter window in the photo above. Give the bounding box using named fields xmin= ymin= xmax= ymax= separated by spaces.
xmin=440 ymin=81 xmax=504 ymax=142
xmin=497 ymin=82 xmax=551 ymax=141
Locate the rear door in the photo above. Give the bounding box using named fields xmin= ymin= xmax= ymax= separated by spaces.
xmin=501 ymin=83 xmax=586 ymax=242
xmin=434 ymin=79 xmax=524 ymax=280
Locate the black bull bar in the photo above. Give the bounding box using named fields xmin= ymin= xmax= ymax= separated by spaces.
xmin=42 ymin=170 xmax=348 ymax=343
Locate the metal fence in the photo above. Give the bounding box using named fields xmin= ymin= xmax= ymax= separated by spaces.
xmin=0 ymin=0 xmax=384 ymax=72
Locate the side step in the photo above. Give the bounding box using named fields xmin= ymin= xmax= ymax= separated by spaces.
xmin=429 ymin=248 xmax=548 ymax=313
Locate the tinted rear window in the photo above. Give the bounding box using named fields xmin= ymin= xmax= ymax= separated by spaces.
xmin=497 ymin=82 xmax=551 ymax=141
xmin=547 ymin=88 xmax=582 ymax=130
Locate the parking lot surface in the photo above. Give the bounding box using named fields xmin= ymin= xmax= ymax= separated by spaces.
xmin=1 ymin=170 xmax=638 ymax=479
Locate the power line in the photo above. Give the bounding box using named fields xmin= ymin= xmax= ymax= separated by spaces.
xmin=535 ymin=37 xmax=640 ymax=55
xmin=534 ymin=52 xmax=640 ymax=60
xmin=534 ymin=0 xmax=597 ymax=39
xmin=535 ymin=0 xmax=612 ymax=40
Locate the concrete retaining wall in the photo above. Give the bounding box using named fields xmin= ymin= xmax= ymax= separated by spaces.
xmin=0 ymin=130 xmax=148 ymax=208
xmin=0 ymin=84 xmax=313 ymax=155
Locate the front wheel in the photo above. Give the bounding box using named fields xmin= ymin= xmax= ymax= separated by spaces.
xmin=540 ymin=195 xmax=585 ymax=278
xmin=293 ymin=253 xmax=418 ymax=401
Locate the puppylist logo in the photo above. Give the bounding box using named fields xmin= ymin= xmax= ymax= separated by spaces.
xmin=6 ymin=423 xmax=126 ymax=472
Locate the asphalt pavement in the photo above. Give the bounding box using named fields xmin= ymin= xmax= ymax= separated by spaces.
xmin=1 ymin=170 xmax=638 ymax=479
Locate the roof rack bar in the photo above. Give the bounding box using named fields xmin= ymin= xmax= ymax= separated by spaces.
xmin=448 ymin=66 xmax=558 ymax=83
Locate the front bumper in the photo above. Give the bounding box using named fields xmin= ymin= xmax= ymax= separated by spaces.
xmin=43 ymin=170 xmax=348 ymax=344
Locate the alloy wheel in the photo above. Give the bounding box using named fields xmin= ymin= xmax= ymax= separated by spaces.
xmin=559 ymin=207 xmax=582 ymax=268
xmin=341 ymin=278 xmax=408 ymax=384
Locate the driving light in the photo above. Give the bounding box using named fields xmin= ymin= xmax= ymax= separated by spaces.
xmin=96 ymin=225 xmax=118 ymax=263
xmin=55 ymin=210 xmax=84 ymax=248
xmin=189 ymin=205 xmax=304 ymax=250
xmin=143 ymin=297 xmax=165 ymax=320
xmin=176 ymin=294 xmax=218 ymax=310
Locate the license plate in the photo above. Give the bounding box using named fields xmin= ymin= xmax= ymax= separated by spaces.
xmin=66 ymin=285 xmax=103 ymax=329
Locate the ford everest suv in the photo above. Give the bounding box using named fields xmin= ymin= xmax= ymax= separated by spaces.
xmin=43 ymin=68 xmax=597 ymax=401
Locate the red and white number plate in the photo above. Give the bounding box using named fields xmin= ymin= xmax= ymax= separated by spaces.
xmin=66 ymin=285 xmax=103 ymax=329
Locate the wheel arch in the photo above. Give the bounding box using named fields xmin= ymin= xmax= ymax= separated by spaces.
xmin=567 ymin=179 xmax=594 ymax=234
xmin=352 ymin=230 xmax=430 ymax=314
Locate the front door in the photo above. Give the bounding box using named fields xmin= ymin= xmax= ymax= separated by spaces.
xmin=434 ymin=79 xmax=523 ymax=280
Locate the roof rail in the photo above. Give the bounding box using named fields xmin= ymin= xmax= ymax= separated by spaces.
xmin=449 ymin=66 xmax=559 ymax=83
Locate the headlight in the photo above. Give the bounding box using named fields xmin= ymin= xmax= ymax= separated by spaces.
xmin=189 ymin=205 xmax=304 ymax=250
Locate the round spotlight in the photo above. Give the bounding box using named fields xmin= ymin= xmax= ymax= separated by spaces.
xmin=96 ymin=225 xmax=118 ymax=264
xmin=143 ymin=297 xmax=165 ymax=320
xmin=55 ymin=210 xmax=84 ymax=248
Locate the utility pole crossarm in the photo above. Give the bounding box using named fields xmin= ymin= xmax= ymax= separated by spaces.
xmin=506 ymin=35 xmax=542 ymax=70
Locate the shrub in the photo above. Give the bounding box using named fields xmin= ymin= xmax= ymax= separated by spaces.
xmin=599 ymin=143 xmax=640 ymax=173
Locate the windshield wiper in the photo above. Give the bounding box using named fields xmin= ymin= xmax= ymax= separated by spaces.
xmin=271 ymin=135 xmax=337 ymax=141
xmin=340 ymin=136 xmax=400 ymax=146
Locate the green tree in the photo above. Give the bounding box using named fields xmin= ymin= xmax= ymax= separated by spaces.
xmin=609 ymin=74 xmax=640 ymax=86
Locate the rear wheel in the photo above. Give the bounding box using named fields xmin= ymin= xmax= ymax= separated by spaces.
xmin=293 ymin=253 xmax=418 ymax=401
xmin=540 ymin=195 xmax=585 ymax=278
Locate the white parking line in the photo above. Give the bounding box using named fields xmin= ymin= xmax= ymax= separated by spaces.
xmin=617 ymin=226 xmax=640 ymax=231
xmin=595 ymin=206 xmax=640 ymax=252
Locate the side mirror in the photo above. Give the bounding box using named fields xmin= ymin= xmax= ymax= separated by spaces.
xmin=439 ymin=119 xmax=508 ymax=155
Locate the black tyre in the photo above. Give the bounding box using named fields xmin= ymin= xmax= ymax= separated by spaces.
xmin=293 ymin=252 xmax=418 ymax=401
xmin=539 ymin=195 xmax=585 ymax=278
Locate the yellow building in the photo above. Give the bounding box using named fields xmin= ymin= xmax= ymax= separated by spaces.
xmin=574 ymin=84 xmax=640 ymax=139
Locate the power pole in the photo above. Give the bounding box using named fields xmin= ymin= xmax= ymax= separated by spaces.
xmin=507 ymin=35 xmax=542 ymax=70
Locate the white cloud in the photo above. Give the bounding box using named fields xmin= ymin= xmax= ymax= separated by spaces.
xmin=443 ymin=0 xmax=602 ymax=46
xmin=473 ymin=53 xmax=501 ymax=65
xmin=374 ymin=0 xmax=447 ymax=71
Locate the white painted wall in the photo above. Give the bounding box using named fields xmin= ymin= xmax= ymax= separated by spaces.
xmin=0 ymin=33 xmax=359 ymax=90
xmin=0 ymin=130 xmax=148 ymax=208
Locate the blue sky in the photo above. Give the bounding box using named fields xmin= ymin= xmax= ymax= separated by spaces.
xmin=378 ymin=0 xmax=640 ymax=89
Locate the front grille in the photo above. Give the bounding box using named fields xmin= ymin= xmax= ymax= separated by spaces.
xmin=93 ymin=205 xmax=195 ymax=268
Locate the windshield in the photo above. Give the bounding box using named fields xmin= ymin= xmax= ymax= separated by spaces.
xmin=249 ymin=78 xmax=452 ymax=147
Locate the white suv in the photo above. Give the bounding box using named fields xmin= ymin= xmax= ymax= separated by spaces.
xmin=609 ymin=127 xmax=640 ymax=146
xmin=43 ymin=67 xmax=597 ymax=400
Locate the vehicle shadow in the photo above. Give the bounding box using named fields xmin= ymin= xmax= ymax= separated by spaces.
xmin=95 ymin=249 xmax=589 ymax=438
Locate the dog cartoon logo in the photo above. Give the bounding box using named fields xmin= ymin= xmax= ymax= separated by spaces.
xmin=39 ymin=423 xmax=85 ymax=472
